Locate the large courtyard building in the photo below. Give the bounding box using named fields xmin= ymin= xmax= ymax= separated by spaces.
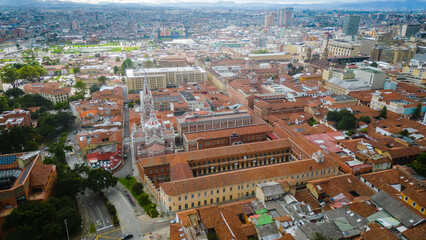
xmin=136 ymin=135 xmax=339 ymax=213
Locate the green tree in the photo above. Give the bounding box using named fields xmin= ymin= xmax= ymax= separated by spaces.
xmin=0 ymin=126 xmax=41 ymax=154
xmin=5 ymin=87 xmax=25 ymax=98
xmin=370 ymin=62 xmax=378 ymax=67
xmin=86 ymin=169 xmax=118 ymax=193
xmin=399 ymin=129 xmax=410 ymax=137
xmin=337 ymin=116 xmax=357 ymax=130
xmin=132 ymin=182 xmax=144 ymax=195
xmin=54 ymin=164 xmax=86 ymax=198
xmin=74 ymin=81 xmax=86 ymax=93
xmin=412 ymin=104 xmax=422 ymax=120
xmin=98 ymin=76 xmax=107 ymax=86
xmin=359 ymin=116 xmax=371 ymax=124
xmin=360 ymin=128 xmax=368 ymax=134
xmin=54 ymin=101 xmax=69 ymax=110
xmin=0 ymin=95 xmax=9 ymax=113
xmin=90 ymin=84 xmax=100 ymax=94
xmin=115 ymin=57 xmax=121 ymax=62
xmin=308 ymin=117 xmax=317 ymax=126
xmin=113 ymin=66 xmax=120 ymax=74
xmin=3 ymin=196 xmax=81 ymax=240
xmin=408 ymin=152 xmax=426 ymax=177
xmin=0 ymin=65 xmax=18 ymax=84
xmin=310 ymin=232 xmax=331 ymax=240
xmin=17 ymin=65 xmax=39 ymax=81
xmin=379 ymin=106 xmax=387 ymax=119
xmin=73 ymin=67 xmax=80 ymax=75
xmin=121 ymin=58 xmax=133 ymax=69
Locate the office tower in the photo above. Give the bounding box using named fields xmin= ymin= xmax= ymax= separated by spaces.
xmin=278 ymin=9 xmax=284 ymax=26
xmin=278 ymin=8 xmax=294 ymax=26
xmin=401 ymin=24 xmax=421 ymax=37
xmin=283 ymin=7 xmax=294 ymax=26
xmin=343 ymin=15 xmax=361 ymax=37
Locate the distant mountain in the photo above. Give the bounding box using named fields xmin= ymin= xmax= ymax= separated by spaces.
xmin=0 ymin=0 xmax=425 ymax=10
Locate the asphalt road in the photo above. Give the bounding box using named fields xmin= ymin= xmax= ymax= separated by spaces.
xmin=113 ymin=86 xmax=133 ymax=178
xmin=105 ymin=187 xmax=170 ymax=238
xmin=79 ymin=189 xmax=114 ymax=232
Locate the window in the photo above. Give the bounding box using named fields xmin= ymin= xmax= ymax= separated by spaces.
xmin=185 ymin=204 xmax=188 ymax=209
xmin=421 ymin=207 xmax=425 ymax=213
xmin=413 ymin=202 xmax=417 ymax=207
xmin=204 ymin=200 xmax=207 ymax=205
xmin=191 ymin=202 xmax=194 ymax=207
xmin=211 ymin=199 xmax=213 ymax=204
xmin=230 ymin=187 xmax=233 ymax=191
xmin=191 ymin=194 xmax=194 ymax=199
xmin=217 ymin=190 xmax=219 ymax=194
xmin=169 ymin=206 xmax=172 ymax=211
xmin=223 ymin=196 xmax=226 ymax=201
xmin=169 ymin=198 xmax=171 ymax=202
xmin=216 ymin=198 xmax=219 ymax=202
xmin=185 ymin=196 xmax=188 ymax=200
xmin=204 ymin=192 xmax=207 ymax=197
xmin=179 ymin=205 xmax=181 ymax=210
xmin=223 ymin=188 xmax=226 ymax=193
xmin=405 ymin=196 xmax=409 ymax=202
xmin=230 ymin=195 xmax=232 ymax=200
xmin=178 ymin=197 xmax=181 ymax=201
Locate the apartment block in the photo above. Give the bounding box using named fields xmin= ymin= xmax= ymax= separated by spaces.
xmin=126 ymin=67 xmax=207 ymax=91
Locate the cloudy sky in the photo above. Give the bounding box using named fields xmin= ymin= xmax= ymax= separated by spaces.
xmin=44 ymin=0 xmax=395 ymax=4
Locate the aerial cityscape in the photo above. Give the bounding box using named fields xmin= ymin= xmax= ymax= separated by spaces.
xmin=0 ymin=0 xmax=425 ymax=240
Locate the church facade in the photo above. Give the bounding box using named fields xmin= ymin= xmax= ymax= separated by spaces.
xmin=130 ymin=78 xmax=176 ymax=162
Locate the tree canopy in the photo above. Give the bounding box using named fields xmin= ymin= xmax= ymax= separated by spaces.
xmin=327 ymin=110 xmax=357 ymax=130
xmin=379 ymin=106 xmax=387 ymax=119
xmin=409 ymin=152 xmax=426 ymax=177
xmin=412 ymin=104 xmax=422 ymax=120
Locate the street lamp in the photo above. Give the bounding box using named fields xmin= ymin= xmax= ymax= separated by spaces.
xmin=64 ymin=219 xmax=70 ymax=240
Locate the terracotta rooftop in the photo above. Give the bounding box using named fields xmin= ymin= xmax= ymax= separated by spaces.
xmin=184 ymin=124 xmax=271 ymax=141
xmin=361 ymin=222 xmax=398 ymax=240
xmin=160 ymin=158 xmax=338 ymax=196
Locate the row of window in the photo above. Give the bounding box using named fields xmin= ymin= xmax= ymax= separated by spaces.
xmin=171 ymin=168 xmax=336 ymax=204
xmin=188 ymin=150 xmax=289 ymax=167
xmin=404 ymin=196 xmax=425 ymax=213
xmin=173 ymin=191 xmax=255 ymax=211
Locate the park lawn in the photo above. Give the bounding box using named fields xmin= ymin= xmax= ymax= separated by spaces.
xmin=118 ymin=176 xmax=137 ymax=190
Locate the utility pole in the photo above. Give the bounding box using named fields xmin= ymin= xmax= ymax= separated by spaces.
xmin=64 ymin=219 xmax=70 ymax=240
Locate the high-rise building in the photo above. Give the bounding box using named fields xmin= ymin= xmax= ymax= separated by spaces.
xmin=278 ymin=8 xmax=294 ymax=26
xmin=264 ymin=12 xmax=275 ymax=27
xmin=343 ymin=15 xmax=361 ymax=37
xmin=401 ymin=24 xmax=421 ymax=37
xmin=284 ymin=7 xmax=294 ymax=26
xmin=278 ymin=9 xmax=284 ymax=26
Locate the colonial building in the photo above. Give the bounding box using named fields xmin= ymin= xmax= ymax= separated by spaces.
xmin=137 ymin=135 xmax=339 ymax=213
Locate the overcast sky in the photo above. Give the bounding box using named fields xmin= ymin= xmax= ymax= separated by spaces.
xmin=46 ymin=0 xmax=396 ymax=4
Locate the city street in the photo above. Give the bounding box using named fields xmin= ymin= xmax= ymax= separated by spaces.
xmin=104 ymin=187 xmax=170 ymax=239
xmin=79 ymin=189 xmax=114 ymax=232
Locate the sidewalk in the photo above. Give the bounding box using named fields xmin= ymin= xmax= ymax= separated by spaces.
xmin=115 ymin=182 xmax=174 ymax=223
